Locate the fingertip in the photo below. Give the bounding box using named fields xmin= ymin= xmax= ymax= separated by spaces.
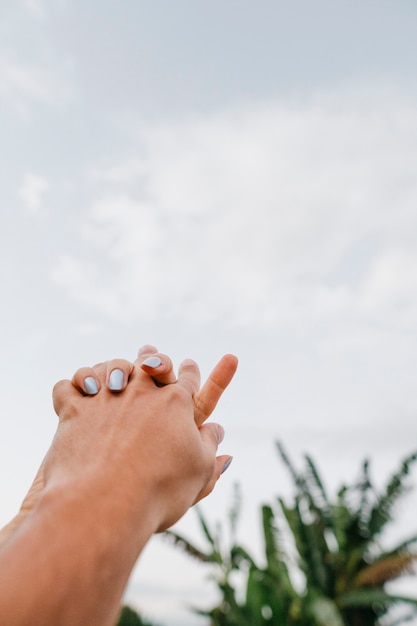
xmin=193 ymin=454 xmax=233 ymax=505
xmin=214 ymin=455 xmax=233 ymax=479
xmin=221 ymin=456 xmax=233 ymax=474
xmin=52 ymin=378 xmax=71 ymax=411
xmin=218 ymin=354 xmax=239 ymax=383
xmin=141 ymin=356 xmax=163 ymax=370
xmin=224 ymin=353 xmax=239 ymax=368
xmin=215 ymin=423 xmax=225 ymax=444
xmin=140 ymin=353 xmax=177 ymax=386
xmin=177 ymin=358 xmax=201 ymax=394
xmin=178 ymin=358 xmax=200 ymax=377
xmin=52 ymin=378 xmax=79 ymax=421
xmin=179 ymin=358 xmax=198 ymax=369
xmin=199 ymin=422 xmax=225 ymax=446
xmin=71 ymin=367 xmax=101 ymax=396
xmin=138 ymin=344 xmax=159 ymax=356
xmin=84 ymin=376 xmax=99 ymax=395
xmin=106 ymin=359 xmax=134 ymax=392
xmin=108 ymin=369 xmax=124 ymax=391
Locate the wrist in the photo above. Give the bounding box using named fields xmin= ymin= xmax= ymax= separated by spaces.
xmin=0 ymin=479 xmax=159 ymax=626
xmin=41 ymin=471 xmax=160 ymax=546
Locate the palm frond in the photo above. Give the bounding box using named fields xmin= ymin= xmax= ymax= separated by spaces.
xmin=368 ymin=451 xmax=417 ymax=539
xmin=354 ymin=552 xmax=417 ymax=587
xmin=262 ymin=505 xmax=282 ymax=570
xmin=278 ymin=496 xmax=331 ymax=594
xmin=230 ymin=544 xmax=256 ymax=570
xmin=357 ymin=459 xmax=377 ymax=534
xmin=339 ymin=588 xmax=417 ymax=610
xmin=304 ymin=454 xmax=331 ymax=514
xmin=167 ymin=444 xmax=417 ymax=626
xmin=261 ymin=504 xmax=295 ymax=595
xmin=164 ymin=530 xmax=213 ymax=563
xmin=195 ymin=506 xmax=218 ymax=549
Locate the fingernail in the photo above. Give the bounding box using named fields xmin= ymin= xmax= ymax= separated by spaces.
xmin=221 ymin=458 xmax=233 ymax=474
xmin=108 ymin=369 xmax=124 ymax=391
xmin=84 ymin=377 xmax=99 ymax=395
xmin=142 ymin=356 xmax=162 ymax=369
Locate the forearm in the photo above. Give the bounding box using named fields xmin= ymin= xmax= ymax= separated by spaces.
xmin=0 ymin=348 xmax=236 ymax=624
xmin=0 ymin=481 xmax=157 ymax=626
xmin=0 ymin=518 xmax=20 ymax=548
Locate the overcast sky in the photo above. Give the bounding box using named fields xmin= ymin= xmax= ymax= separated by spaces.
xmin=2 ymin=1 xmax=417 ymax=624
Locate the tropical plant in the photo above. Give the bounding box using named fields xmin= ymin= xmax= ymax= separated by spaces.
xmin=166 ymin=443 xmax=417 ymax=626
xmin=117 ymin=604 xmax=160 ymax=626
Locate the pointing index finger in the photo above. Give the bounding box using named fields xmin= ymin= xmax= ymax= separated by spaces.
xmin=194 ymin=354 xmax=238 ymax=426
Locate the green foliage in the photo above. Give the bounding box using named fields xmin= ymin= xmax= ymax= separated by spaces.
xmin=167 ymin=444 xmax=417 ymax=626
xmin=116 ymin=605 xmax=160 ymax=626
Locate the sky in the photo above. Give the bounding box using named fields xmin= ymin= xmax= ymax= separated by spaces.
xmin=1 ymin=1 xmax=417 ymax=624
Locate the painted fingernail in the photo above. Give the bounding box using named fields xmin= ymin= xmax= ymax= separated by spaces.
xmin=84 ymin=377 xmax=99 ymax=395
xmin=221 ymin=458 xmax=233 ymax=474
xmin=108 ymin=369 xmax=124 ymax=391
xmin=142 ymin=356 xmax=162 ymax=369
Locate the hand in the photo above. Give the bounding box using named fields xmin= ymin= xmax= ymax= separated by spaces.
xmin=0 ymin=346 xmax=238 ymax=626
xmin=50 ymin=347 xmax=238 ymax=531
xmin=0 ymin=347 xmax=237 ymax=544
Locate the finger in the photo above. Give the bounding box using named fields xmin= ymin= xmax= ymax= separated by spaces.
xmin=195 ymin=422 xmax=224 ymax=494
xmin=137 ymin=344 xmax=159 ymax=357
xmin=201 ymin=421 xmax=225 ymax=446
xmin=194 ymin=354 xmax=238 ymax=426
xmin=176 ymin=358 xmax=201 ymax=396
xmin=193 ymin=454 xmax=233 ymax=504
xmin=52 ymin=379 xmax=81 ymax=421
xmin=135 ymin=345 xmax=177 ymax=386
xmin=71 ymin=366 xmax=102 ymax=396
xmin=106 ymin=359 xmax=134 ymax=392
xmin=139 ymin=352 xmax=177 ymax=386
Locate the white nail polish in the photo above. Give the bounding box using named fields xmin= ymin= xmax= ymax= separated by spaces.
xmin=221 ymin=458 xmax=233 ymax=474
xmin=109 ymin=369 xmax=124 ymax=391
xmin=142 ymin=356 xmax=162 ymax=369
xmin=84 ymin=377 xmax=98 ymax=395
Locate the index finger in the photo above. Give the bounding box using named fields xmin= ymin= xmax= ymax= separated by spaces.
xmin=194 ymin=354 xmax=238 ymax=426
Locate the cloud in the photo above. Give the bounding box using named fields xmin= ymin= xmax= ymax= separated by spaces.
xmin=53 ymin=82 xmax=417 ymax=330
xmin=0 ymin=52 xmax=76 ymax=118
xmin=21 ymin=0 xmax=68 ymax=19
xmin=18 ymin=173 xmax=50 ymax=212
xmin=22 ymin=0 xmax=48 ymax=19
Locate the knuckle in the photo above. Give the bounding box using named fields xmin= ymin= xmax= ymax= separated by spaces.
xmin=52 ymin=379 xmax=78 ymax=419
xmin=52 ymin=378 xmax=70 ymax=399
xmin=169 ymin=383 xmax=189 ymax=404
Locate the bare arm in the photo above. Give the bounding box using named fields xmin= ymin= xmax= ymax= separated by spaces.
xmin=0 ymin=350 xmax=237 ymax=625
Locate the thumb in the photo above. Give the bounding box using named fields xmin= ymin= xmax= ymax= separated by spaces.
xmin=199 ymin=422 xmax=225 ymax=452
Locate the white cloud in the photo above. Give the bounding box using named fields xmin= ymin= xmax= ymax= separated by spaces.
xmin=21 ymin=0 xmax=68 ymax=19
xmin=22 ymin=0 xmax=47 ymax=19
xmin=0 ymin=52 xmax=76 ymax=118
xmin=18 ymin=172 xmax=50 ymax=212
xmin=357 ymin=249 xmax=417 ymax=326
xmin=89 ymin=158 xmax=148 ymax=185
xmin=53 ymin=82 xmax=417 ymax=330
